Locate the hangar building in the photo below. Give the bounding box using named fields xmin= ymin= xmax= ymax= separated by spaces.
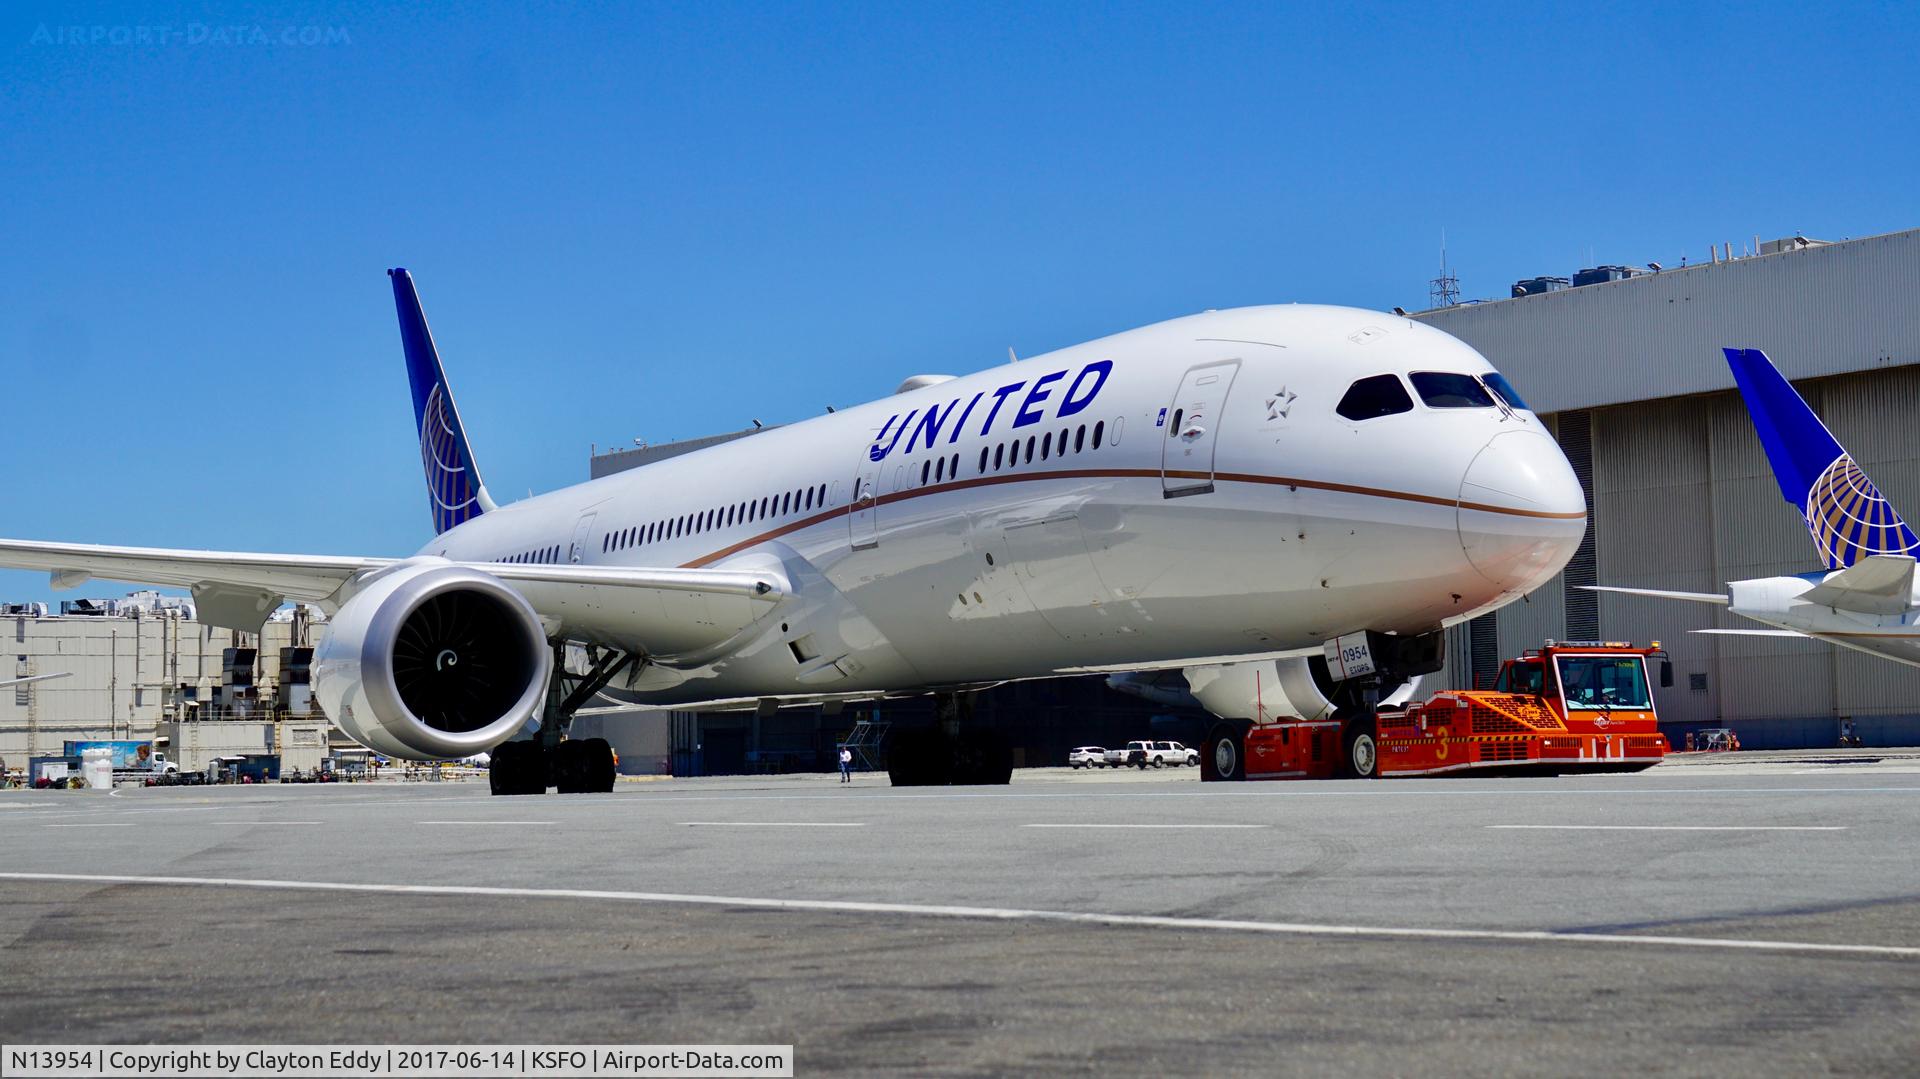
xmin=1413 ymin=228 xmax=1920 ymax=748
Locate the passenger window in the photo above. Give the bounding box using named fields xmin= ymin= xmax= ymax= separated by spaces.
xmin=1093 ymin=421 xmax=1104 ymax=449
xmin=935 ymin=457 xmax=945 ymax=482
xmin=1336 ymin=374 xmax=1416 ymax=421
xmin=1483 ymin=372 xmax=1530 ymax=411
xmin=1169 ymin=408 xmax=1183 ymax=437
xmin=1025 ymin=435 xmax=1036 ymax=462
xmin=978 ymin=447 xmax=989 ymax=474
xmin=1075 ymin=425 xmax=1086 ymax=453
xmin=1040 ymin=434 xmax=1050 ymax=461
xmin=950 ymin=453 xmax=959 ymax=480
xmin=994 ymin=443 xmax=1005 ymax=470
xmin=1410 ymin=372 xmax=1496 ymax=408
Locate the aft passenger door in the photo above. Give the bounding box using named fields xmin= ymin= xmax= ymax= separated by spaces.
xmin=1162 ymin=360 xmax=1239 ymax=497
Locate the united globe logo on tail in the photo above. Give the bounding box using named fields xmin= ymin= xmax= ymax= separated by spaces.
xmin=420 ymin=382 xmax=485 ymax=533
xmin=1804 ymin=454 xmax=1920 ymax=570
xmin=1725 ymin=346 xmax=1918 ymax=571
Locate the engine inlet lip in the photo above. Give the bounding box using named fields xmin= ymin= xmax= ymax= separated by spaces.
xmin=359 ymin=566 xmax=552 ymax=757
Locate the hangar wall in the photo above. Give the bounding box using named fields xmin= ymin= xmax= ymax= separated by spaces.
xmin=1417 ymin=228 xmax=1920 ymax=748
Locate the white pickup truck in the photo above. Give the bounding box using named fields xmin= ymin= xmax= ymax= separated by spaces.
xmin=1104 ymin=740 xmax=1199 ymax=768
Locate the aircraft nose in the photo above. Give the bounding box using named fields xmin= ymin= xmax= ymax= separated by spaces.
xmin=1457 ymin=429 xmax=1587 ymax=592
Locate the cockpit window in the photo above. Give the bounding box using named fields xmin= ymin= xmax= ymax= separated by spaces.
xmin=1410 ymin=372 xmax=1497 ymax=408
xmin=1336 ymin=374 xmax=1415 ymax=421
xmin=1482 ymin=372 xmax=1531 ymax=411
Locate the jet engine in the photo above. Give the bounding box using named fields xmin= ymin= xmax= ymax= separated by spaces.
xmin=1182 ymin=657 xmax=1338 ymax=723
xmin=312 ymin=560 xmax=551 ymax=760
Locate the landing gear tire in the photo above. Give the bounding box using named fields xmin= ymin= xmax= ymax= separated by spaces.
xmin=580 ymin=737 xmax=617 ymax=793
xmin=1341 ymin=719 xmax=1380 ymax=780
xmin=1201 ymin=722 xmax=1246 ymax=782
xmin=887 ymin=729 xmax=1011 ymax=786
xmin=887 ymin=729 xmax=951 ymax=787
xmin=951 ymin=730 xmax=1013 ymax=786
xmin=552 ymin=740 xmax=590 ymax=794
xmin=489 ymin=740 xmax=547 ymax=796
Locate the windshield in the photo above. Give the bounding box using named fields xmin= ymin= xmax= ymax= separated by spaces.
xmin=1482 ymin=372 xmax=1531 ymax=411
xmin=1410 ymin=372 xmax=1496 ymax=408
xmin=1556 ymin=655 xmax=1652 ymax=710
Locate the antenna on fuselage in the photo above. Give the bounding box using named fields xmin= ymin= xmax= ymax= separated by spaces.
xmin=1007 ymin=346 xmax=1018 ymax=364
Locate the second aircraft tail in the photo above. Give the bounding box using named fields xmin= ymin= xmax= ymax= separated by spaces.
xmin=1724 ymin=346 xmax=1917 ymax=569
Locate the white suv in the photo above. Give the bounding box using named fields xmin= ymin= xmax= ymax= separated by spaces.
xmin=1068 ymin=746 xmax=1106 ymax=769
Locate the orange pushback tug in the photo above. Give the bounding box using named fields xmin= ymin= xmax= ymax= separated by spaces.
xmin=1242 ymin=641 xmax=1672 ymax=780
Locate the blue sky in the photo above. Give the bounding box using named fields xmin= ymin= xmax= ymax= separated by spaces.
xmin=3 ymin=1 xmax=1918 ymax=602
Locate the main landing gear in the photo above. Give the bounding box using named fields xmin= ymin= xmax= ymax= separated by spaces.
xmin=886 ymin=691 xmax=1013 ymax=787
xmin=489 ymin=643 xmax=638 ymax=796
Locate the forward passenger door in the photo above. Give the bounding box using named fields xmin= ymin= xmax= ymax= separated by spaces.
xmin=1162 ymin=360 xmax=1239 ymax=497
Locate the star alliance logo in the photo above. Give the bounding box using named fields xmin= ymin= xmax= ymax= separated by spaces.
xmin=1265 ymin=387 xmax=1297 ymax=421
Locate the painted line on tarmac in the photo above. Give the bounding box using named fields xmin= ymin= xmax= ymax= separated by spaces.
xmin=540 ymin=783 xmax=1920 ymax=806
xmin=679 ymin=821 xmax=866 ymax=827
xmin=412 ymin=814 xmax=549 ymax=821
xmin=1022 ymin=823 xmax=1267 ymax=830
xmin=2 ymin=871 xmax=1915 ymax=961
xmin=1497 ymin=823 xmax=1851 ymax=833
xmin=43 ymin=823 xmax=135 ymax=828
xmin=1489 ymin=824 xmax=1846 ymax=832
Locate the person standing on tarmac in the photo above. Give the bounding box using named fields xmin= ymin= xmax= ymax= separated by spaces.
xmin=839 ymin=746 xmax=853 ymax=783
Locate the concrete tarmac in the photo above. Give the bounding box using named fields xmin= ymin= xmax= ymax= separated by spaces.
xmin=3 ymin=759 xmax=1918 ymax=1075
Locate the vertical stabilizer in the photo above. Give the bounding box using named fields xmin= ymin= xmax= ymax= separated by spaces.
xmin=390 ymin=268 xmax=497 ymax=534
xmin=1724 ymin=347 xmax=1916 ymax=569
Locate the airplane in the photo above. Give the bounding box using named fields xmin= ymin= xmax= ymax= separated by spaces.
xmin=1588 ymin=347 xmax=1920 ymax=666
xmin=0 ymin=270 xmax=1585 ymax=794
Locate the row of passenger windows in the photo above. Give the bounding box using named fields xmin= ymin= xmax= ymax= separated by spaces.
xmin=1335 ymin=370 xmax=1530 ymax=422
xmin=602 ymin=482 xmax=832 ymax=554
xmin=897 ymin=418 xmax=1121 ymax=489
xmin=499 ymin=546 xmax=560 ymax=565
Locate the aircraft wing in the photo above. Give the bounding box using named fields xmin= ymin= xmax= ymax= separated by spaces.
xmin=1799 ymin=554 xmax=1916 ymax=616
xmin=0 ymin=538 xmax=786 ymax=654
xmin=0 ymin=538 xmax=383 ymax=601
xmin=0 ymin=672 xmax=72 ymax=689
xmin=1581 ymin=585 xmax=1730 ymax=605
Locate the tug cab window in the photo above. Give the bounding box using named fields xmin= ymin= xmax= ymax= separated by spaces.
xmin=1494 ymin=659 xmax=1544 ymax=695
xmin=1336 ymin=374 xmax=1415 ymax=421
xmin=1557 ymin=655 xmax=1653 ymax=711
xmin=1410 ymin=372 xmax=1496 ymax=408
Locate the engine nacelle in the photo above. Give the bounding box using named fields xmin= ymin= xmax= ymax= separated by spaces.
xmin=313 ymin=560 xmax=551 ymax=760
xmin=1183 ymin=657 xmax=1337 ymax=723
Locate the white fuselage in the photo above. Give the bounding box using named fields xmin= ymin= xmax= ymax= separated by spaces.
xmin=418 ymin=305 xmax=1586 ymax=706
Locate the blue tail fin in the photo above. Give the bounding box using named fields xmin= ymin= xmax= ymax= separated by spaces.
xmin=1724 ymin=347 xmax=1916 ymax=569
xmin=390 ymin=268 xmax=496 ymax=534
